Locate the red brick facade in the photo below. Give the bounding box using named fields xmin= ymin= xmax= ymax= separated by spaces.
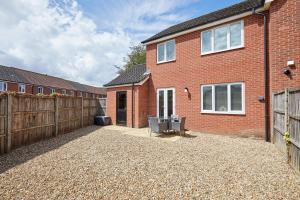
xmin=106 ymin=0 xmax=299 ymax=137
xmin=106 ymin=81 xmax=149 ymax=128
xmin=147 ymin=15 xmax=266 ymax=137
xmin=269 ymin=0 xmax=300 ymax=92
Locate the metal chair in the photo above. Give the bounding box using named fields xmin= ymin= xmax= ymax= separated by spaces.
xmin=169 ymin=117 xmax=186 ymax=136
xmin=148 ymin=117 xmax=168 ymax=137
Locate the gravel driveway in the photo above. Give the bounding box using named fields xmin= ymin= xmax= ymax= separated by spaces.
xmin=0 ymin=126 xmax=299 ymax=199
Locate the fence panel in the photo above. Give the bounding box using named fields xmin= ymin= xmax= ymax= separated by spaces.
xmin=0 ymin=93 xmax=101 ymax=155
xmin=11 ymin=95 xmax=55 ymax=149
xmin=288 ymin=89 xmax=300 ymax=171
xmin=58 ymin=97 xmax=82 ymax=135
xmin=273 ymin=88 xmax=300 ymax=172
xmin=0 ymin=94 xmax=7 ymax=154
xmin=273 ymin=91 xmax=286 ymax=153
xmin=98 ymin=98 xmax=107 ymax=116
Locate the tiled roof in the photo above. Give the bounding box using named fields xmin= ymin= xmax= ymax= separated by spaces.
xmin=142 ymin=0 xmax=265 ymax=43
xmin=0 ymin=65 xmax=106 ymax=95
xmin=104 ymin=64 xmax=149 ymax=87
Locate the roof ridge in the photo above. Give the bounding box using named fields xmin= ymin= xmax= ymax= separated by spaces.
xmin=142 ymin=0 xmax=265 ymax=43
xmin=0 ymin=64 xmax=105 ymax=94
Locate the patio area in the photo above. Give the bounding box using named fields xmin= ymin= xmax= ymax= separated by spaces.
xmin=0 ymin=125 xmax=299 ymax=199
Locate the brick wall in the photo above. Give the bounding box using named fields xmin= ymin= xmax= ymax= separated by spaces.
xmin=107 ymin=86 xmax=134 ymax=128
xmin=106 ymin=81 xmax=149 ymax=128
xmin=146 ymin=15 xmax=266 ymax=137
xmin=269 ymin=0 xmax=300 ymax=92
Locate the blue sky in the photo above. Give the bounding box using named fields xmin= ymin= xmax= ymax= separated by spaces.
xmin=0 ymin=0 xmax=241 ymax=86
xmin=77 ymin=0 xmax=241 ymax=40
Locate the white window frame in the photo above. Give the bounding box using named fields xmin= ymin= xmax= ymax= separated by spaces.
xmin=201 ymin=20 xmax=244 ymax=55
xmin=0 ymin=81 xmax=7 ymax=92
xmin=70 ymin=91 xmax=74 ymax=96
xmin=50 ymin=88 xmax=55 ymax=94
xmin=78 ymin=91 xmax=82 ymax=97
xmin=201 ymin=82 xmax=245 ymax=115
xmin=157 ymin=39 xmax=176 ymax=64
xmin=38 ymin=86 xmax=43 ymax=94
xmin=18 ymin=83 xmax=26 ymax=93
xmin=156 ymin=88 xmax=176 ymax=119
xmin=61 ymin=89 xmax=66 ymax=95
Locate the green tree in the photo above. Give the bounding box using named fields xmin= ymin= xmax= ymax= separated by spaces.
xmin=115 ymin=44 xmax=146 ymax=73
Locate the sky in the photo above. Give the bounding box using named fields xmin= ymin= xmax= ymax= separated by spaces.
xmin=0 ymin=0 xmax=241 ymax=87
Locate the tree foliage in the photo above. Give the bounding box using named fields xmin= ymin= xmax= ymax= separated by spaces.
xmin=115 ymin=44 xmax=146 ymax=73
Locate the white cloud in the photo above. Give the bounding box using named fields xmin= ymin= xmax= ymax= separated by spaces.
xmin=0 ymin=0 xmax=197 ymax=86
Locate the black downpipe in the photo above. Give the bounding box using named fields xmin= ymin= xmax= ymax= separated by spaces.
xmin=132 ymin=83 xmax=134 ymax=128
xmin=253 ymin=8 xmax=270 ymax=142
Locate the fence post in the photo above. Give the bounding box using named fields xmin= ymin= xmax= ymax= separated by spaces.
xmin=55 ymin=96 xmax=59 ymax=136
xmin=81 ymin=97 xmax=84 ymax=128
xmin=6 ymin=93 xmax=12 ymax=152
xmin=284 ymin=88 xmax=289 ymax=133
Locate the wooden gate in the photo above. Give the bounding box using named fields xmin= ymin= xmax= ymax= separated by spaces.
xmin=273 ymin=88 xmax=300 ymax=172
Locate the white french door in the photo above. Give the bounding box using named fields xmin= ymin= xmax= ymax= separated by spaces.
xmin=157 ymin=88 xmax=175 ymax=119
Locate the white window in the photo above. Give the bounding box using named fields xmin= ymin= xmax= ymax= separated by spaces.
xmin=201 ymin=20 xmax=244 ymax=55
xmin=38 ymin=86 xmax=43 ymax=94
xmin=78 ymin=91 xmax=82 ymax=97
xmin=50 ymin=88 xmax=55 ymax=94
xmin=61 ymin=89 xmax=66 ymax=95
xmin=157 ymin=39 xmax=176 ymax=63
xmin=85 ymin=93 xmax=89 ymax=98
xmin=18 ymin=83 xmax=26 ymax=93
xmin=201 ymin=82 xmax=245 ymax=114
xmin=70 ymin=91 xmax=74 ymax=96
xmin=0 ymin=82 xmax=7 ymax=92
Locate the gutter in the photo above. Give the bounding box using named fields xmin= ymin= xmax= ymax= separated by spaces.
xmin=253 ymin=8 xmax=270 ymax=142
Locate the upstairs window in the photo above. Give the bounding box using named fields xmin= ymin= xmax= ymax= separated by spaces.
xmin=201 ymin=20 xmax=244 ymax=55
xmin=157 ymin=39 xmax=176 ymax=63
xmin=0 ymin=82 xmax=7 ymax=92
xmin=50 ymin=88 xmax=55 ymax=94
xmin=78 ymin=91 xmax=82 ymax=97
xmin=70 ymin=91 xmax=74 ymax=96
xmin=18 ymin=83 xmax=26 ymax=93
xmin=61 ymin=89 xmax=66 ymax=95
xmin=201 ymin=82 xmax=245 ymax=114
xmin=38 ymin=86 xmax=43 ymax=94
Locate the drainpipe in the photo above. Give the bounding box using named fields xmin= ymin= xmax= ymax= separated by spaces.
xmin=253 ymin=8 xmax=270 ymax=142
xmin=132 ymin=83 xmax=134 ymax=128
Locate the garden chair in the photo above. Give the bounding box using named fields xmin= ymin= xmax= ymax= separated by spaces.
xmin=148 ymin=117 xmax=168 ymax=137
xmin=169 ymin=117 xmax=186 ymax=136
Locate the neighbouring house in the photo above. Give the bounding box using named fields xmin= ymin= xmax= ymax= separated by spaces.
xmin=104 ymin=0 xmax=299 ymax=139
xmin=0 ymin=65 xmax=106 ymax=98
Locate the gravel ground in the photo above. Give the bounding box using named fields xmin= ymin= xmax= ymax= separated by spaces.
xmin=0 ymin=126 xmax=299 ymax=200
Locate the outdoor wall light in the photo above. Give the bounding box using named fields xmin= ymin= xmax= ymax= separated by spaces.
xmin=283 ymin=68 xmax=291 ymax=76
xmin=184 ymin=87 xmax=189 ymax=93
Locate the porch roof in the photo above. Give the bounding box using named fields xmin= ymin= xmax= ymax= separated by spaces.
xmin=104 ymin=64 xmax=149 ymax=87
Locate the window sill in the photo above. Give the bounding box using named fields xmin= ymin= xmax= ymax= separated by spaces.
xmin=157 ymin=59 xmax=176 ymax=65
xmin=201 ymin=111 xmax=245 ymax=115
xmin=201 ymin=46 xmax=244 ymax=56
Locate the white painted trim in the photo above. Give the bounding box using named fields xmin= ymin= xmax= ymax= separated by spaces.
xmin=18 ymin=83 xmax=26 ymax=93
xmin=156 ymin=87 xmax=176 ymax=119
xmin=201 ymin=20 xmax=244 ymax=55
xmin=201 ymin=82 xmax=245 ymax=115
xmin=143 ymin=5 xmax=268 ymax=45
xmin=38 ymin=86 xmax=44 ymax=94
xmin=0 ymin=81 xmax=7 ymax=92
xmin=157 ymin=39 xmax=176 ymax=64
xmin=104 ymin=76 xmax=150 ymax=89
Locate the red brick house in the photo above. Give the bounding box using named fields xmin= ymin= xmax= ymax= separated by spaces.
xmin=104 ymin=0 xmax=299 ymax=140
xmin=0 ymin=65 xmax=106 ymax=98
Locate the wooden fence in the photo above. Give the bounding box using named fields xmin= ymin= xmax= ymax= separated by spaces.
xmin=273 ymin=88 xmax=300 ymax=172
xmin=0 ymin=93 xmax=100 ymax=154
